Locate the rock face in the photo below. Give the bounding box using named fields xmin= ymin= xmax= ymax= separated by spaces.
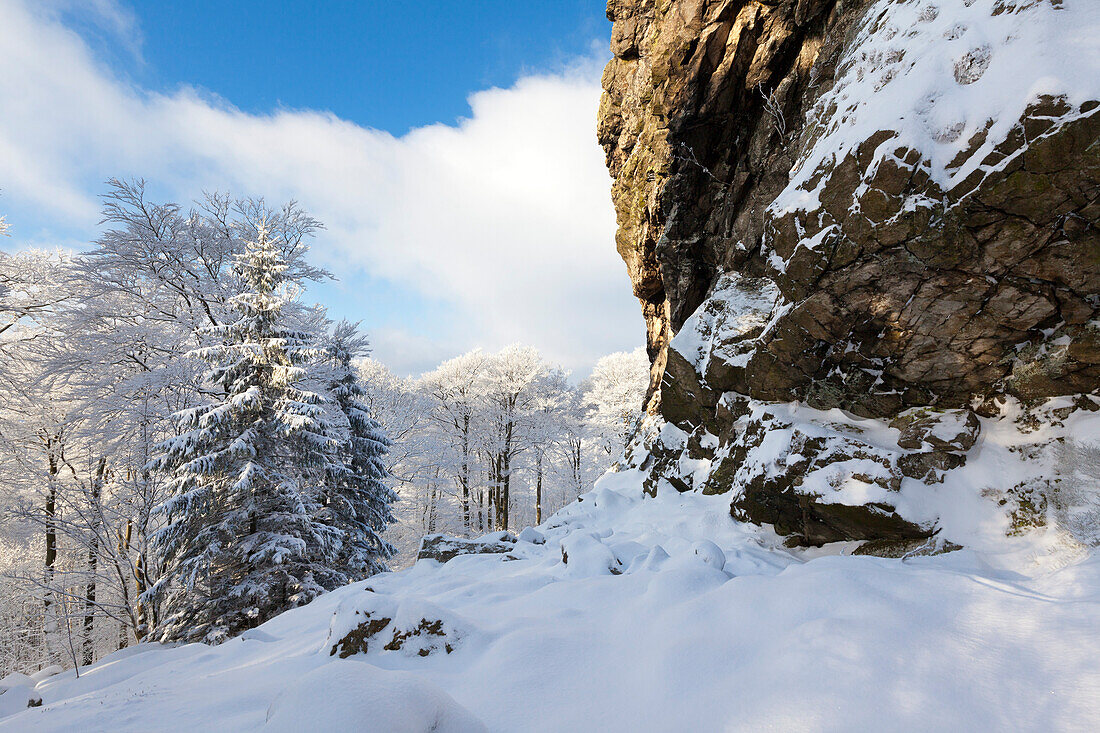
xmin=599 ymin=0 xmax=1100 ymax=544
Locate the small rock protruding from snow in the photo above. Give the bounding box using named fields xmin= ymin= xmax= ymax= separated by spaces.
xmin=328 ymin=595 xmax=469 ymax=659
xmin=892 ymin=408 xmax=981 ymax=453
xmin=417 ymin=533 xmax=517 ymax=563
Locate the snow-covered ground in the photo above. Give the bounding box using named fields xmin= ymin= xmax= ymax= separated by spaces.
xmin=2 ymin=460 xmax=1099 ymax=732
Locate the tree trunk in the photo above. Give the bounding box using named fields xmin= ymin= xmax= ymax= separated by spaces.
xmin=43 ymin=435 xmax=60 ymax=660
xmin=502 ymin=419 xmax=513 ymax=531
xmin=477 ymin=489 xmax=485 ymax=531
xmin=119 ymin=519 xmax=148 ymax=642
xmin=536 ymin=449 xmax=543 ymax=525
xmin=460 ymin=419 xmax=470 ymax=529
xmin=134 ymin=551 xmax=150 ymax=639
xmin=84 ymin=456 xmax=106 ymax=667
xmin=427 ymin=474 xmax=438 ymax=534
xmin=495 ymin=449 xmax=506 ymax=528
xmin=491 ymin=453 xmax=504 ymax=531
xmin=570 ymin=439 xmax=583 ymax=497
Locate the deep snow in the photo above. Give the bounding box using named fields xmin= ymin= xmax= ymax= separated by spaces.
xmin=2 ymin=460 xmax=1099 ymax=732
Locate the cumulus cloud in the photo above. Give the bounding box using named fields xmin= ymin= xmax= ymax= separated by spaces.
xmin=0 ymin=0 xmax=640 ymax=375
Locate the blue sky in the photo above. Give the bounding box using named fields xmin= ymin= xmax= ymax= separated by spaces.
xmin=117 ymin=1 xmax=609 ymax=134
xmin=0 ymin=0 xmax=639 ymax=376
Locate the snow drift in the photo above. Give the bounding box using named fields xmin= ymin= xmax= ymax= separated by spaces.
xmin=3 ymin=447 xmax=1099 ymax=731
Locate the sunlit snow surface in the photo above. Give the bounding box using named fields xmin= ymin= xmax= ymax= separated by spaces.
xmin=3 ymin=458 xmax=1099 ymax=731
xmin=772 ymin=0 xmax=1100 ymax=217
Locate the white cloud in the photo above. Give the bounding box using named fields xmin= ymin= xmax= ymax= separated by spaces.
xmin=368 ymin=328 xmax=467 ymax=381
xmin=0 ymin=0 xmax=641 ymax=374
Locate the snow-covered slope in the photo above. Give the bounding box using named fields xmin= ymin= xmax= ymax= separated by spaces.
xmin=3 ymin=463 xmax=1099 ymax=732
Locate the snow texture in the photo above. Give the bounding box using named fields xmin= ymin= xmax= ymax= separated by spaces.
xmin=772 ymin=0 xmax=1100 ymax=218
xmin=5 ymin=416 xmax=1100 ymax=731
xmin=668 ymin=272 xmax=778 ymax=373
xmin=264 ymin=662 xmax=486 ymax=733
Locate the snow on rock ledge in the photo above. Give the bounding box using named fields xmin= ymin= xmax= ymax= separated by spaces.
xmin=627 ymin=391 xmax=1100 ymax=550
xmin=327 ymin=593 xmax=473 ymax=659
xmin=772 ymin=0 xmax=1100 ymax=217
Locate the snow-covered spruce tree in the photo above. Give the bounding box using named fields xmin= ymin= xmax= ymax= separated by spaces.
xmin=148 ymin=227 xmax=345 ymax=644
xmin=317 ymin=320 xmax=396 ymax=581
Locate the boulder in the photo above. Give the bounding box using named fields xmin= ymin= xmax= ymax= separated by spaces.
xmin=725 ymin=408 xmax=929 ymax=547
xmin=852 ymin=538 xmax=962 ymax=559
xmin=328 ymin=595 xmax=468 ymax=659
xmin=417 ymin=532 xmax=517 ymax=563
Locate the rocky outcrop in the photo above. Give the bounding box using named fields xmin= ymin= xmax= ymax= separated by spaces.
xmin=328 ymin=594 xmax=467 ymax=659
xmin=599 ymin=0 xmax=858 ymax=409
xmin=599 ymin=0 xmax=1100 ymax=545
xmin=417 ymin=532 xmax=517 ymax=563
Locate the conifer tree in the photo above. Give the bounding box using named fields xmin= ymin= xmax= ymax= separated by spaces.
xmin=148 ymin=225 xmax=344 ymax=643
xmin=317 ymin=320 xmax=396 ymax=581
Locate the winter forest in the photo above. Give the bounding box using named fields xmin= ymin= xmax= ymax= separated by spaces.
xmin=3 ymin=0 xmax=1100 ymax=730
xmin=0 ymin=181 xmax=647 ymax=674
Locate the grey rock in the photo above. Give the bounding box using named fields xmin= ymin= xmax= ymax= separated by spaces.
xmin=417 ymin=532 xmax=517 ymax=563
xmin=897 ymin=452 xmax=967 ymax=483
xmin=892 ymin=409 xmax=981 ymax=452
xmin=852 ymin=538 xmax=963 ymax=559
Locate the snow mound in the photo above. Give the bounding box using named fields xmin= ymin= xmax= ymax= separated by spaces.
xmin=558 ymin=531 xmax=622 ymax=577
xmin=3 ymin=462 xmax=1100 ymax=731
xmin=264 ymin=661 xmax=486 ymax=733
xmin=0 ymin=684 xmax=37 ymax=719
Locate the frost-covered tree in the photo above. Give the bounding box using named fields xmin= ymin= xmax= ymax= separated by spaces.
xmin=351 ymin=344 xmax=647 ymax=566
xmin=478 ymin=345 xmax=552 ymax=531
xmin=356 ymin=359 xmax=450 ymax=559
xmin=527 ymin=368 xmax=572 ymax=525
xmin=0 ymin=187 xmax=397 ymax=666
xmin=37 ymin=182 xmax=332 ymax=647
xmin=583 ymin=348 xmax=649 ymax=458
xmin=149 ymin=227 xmax=344 ymax=644
xmin=420 ymin=350 xmax=489 ymax=529
xmin=318 ymin=321 xmax=396 ymax=580
xmin=0 ymin=250 xmax=84 ymax=664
